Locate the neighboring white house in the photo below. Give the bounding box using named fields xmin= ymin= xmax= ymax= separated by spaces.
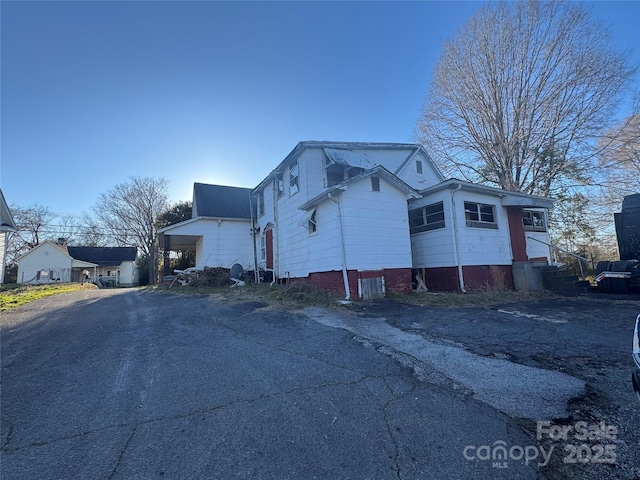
xmin=158 ymin=183 xmax=255 ymax=271
xmin=17 ymin=241 xmax=139 ymax=287
xmin=159 ymin=141 xmax=555 ymax=297
xmin=0 ymin=189 xmax=17 ymax=284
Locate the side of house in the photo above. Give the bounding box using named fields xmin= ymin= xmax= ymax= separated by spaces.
xmin=409 ymin=180 xmax=553 ymax=291
xmin=16 ymin=241 xmax=96 ymax=284
xmin=0 ymin=189 xmax=17 ymax=284
xmin=253 ymin=142 xmax=429 ymax=298
xmin=158 ymin=183 xmax=255 ymax=273
xmin=66 ymin=246 xmax=139 ymax=286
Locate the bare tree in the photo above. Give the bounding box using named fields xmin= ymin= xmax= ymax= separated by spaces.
xmin=597 ymin=113 xmax=640 ymax=199
xmin=416 ymin=0 xmax=636 ymax=198
xmin=5 ymin=204 xmax=56 ymax=267
xmin=93 ymin=177 xmax=169 ymax=284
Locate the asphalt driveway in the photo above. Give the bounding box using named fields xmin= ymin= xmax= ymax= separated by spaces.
xmin=1 ymin=288 xmax=638 ymax=479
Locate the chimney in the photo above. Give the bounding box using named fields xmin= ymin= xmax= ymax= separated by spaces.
xmin=57 ymin=237 xmax=66 ymax=245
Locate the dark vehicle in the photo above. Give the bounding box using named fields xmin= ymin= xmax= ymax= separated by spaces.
xmin=596 ymin=194 xmax=640 ymax=293
xmin=634 ymin=314 xmax=640 ymax=402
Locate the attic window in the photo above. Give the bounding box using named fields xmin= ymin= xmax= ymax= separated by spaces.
xmin=416 ymin=160 xmax=423 ymax=174
xmin=371 ymin=176 xmax=380 ymax=192
xmin=290 ymin=162 xmax=299 ymax=196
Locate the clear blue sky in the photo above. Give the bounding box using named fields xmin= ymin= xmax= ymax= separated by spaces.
xmin=1 ymin=1 xmax=638 ymax=218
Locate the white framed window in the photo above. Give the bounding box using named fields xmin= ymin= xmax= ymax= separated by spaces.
xmin=371 ymin=176 xmax=380 ymax=192
xmin=275 ymin=174 xmax=284 ymax=198
xmin=308 ymin=210 xmax=317 ymax=233
xmin=416 ymin=160 xmax=423 ymax=174
xmin=409 ymin=201 xmax=445 ymax=234
xmin=289 ymin=162 xmax=299 ymax=196
xmin=464 ymin=201 xmax=497 ymax=229
xmin=523 ymin=210 xmax=546 ymax=232
xmin=257 ymin=190 xmax=265 ymax=216
xmin=260 ymin=235 xmax=266 ymax=260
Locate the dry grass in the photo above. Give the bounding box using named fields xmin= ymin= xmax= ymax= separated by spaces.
xmin=388 ymin=289 xmax=558 ymax=307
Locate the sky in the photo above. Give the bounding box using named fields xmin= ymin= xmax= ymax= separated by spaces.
xmin=1 ymin=0 xmax=639 ymax=219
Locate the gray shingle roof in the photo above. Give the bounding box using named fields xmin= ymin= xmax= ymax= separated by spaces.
xmin=67 ymin=247 xmax=137 ymax=266
xmin=193 ymin=183 xmax=255 ymax=219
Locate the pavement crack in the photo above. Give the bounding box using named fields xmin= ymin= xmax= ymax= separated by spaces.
xmin=108 ymin=427 xmax=136 ymax=480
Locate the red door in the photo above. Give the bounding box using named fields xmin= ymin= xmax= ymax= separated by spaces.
xmin=265 ymin=229 xmax=274 ymax=269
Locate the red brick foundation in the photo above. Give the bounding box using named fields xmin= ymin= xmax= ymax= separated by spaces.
xmin=417 ymin=265 xmax=515 ymax=292
xmin=292 ymin=268 xmax=413 ymax=298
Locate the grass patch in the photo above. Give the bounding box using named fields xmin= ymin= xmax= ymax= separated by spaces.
xmin=0 ymin=283 xmax=98 ymax=311
xmin=388 ymin=289 xmax=558 ymax=307
xmin=149 ymin=281 xmax=341 ymax=310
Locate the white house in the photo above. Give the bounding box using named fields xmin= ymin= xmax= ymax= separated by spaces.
xmin=409 ymin=179 xmax=553 ymax=292
xmin=0 ymin=189 xmax=17 ymax=284
xmin=252 ymin=142 xmax=439 ymax=298
xmin=17 ymin=241 xmax=139 ymax=287
xmin=160 ymin=141 xmax=554 ymax=297
xmin=158 ymin=183 xmax=255 ymax=271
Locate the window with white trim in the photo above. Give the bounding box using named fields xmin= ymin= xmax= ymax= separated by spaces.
xmin=464 ymin=201 xmax=497 ymax=229
xmin=409 ymin=201 xmax=445 ymax=234
xmin=308 ymin=210 xmax=317 ymax=233
xmin=260 ymin=235 xmax=266 ymax=260
xmin=416 ymin=160 xmax=423 ymax=174
xmin=522 ymin=210 xmax=546 ymax=232
xmin=371 ymin=176 xmax=380 ymax=192
xmin=275 ymin=174 xmax=284 ymax=198
xmin=289 ymin=162 xmax=299 ymax=196
xmin=257 ymin=190 xmax=265 ymax=216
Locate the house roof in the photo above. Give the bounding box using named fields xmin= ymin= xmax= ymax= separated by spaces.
xmin=299 ymin=166 xmax=420 ymax=211
xmin=67 ymin=246 xmax=137 ymax=267
xmin=418 ymin=179 xmax=554 ymax=209
xmin=192 ymin=183 xmax=255 ymax=219
xmin=16 ymin=241 xmax=97 ymax=268
xmin=253 ymin=141 xmax=444 ymax=191
xmin=0 ymin=188 xmax=16 ymax=232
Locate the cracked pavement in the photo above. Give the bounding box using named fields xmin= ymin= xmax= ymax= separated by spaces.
xmin=1 ymin=289 xmax=638 ymax=479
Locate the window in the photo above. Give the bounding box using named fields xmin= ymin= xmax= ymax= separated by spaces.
xmin=260 ymin=235 xmax=266 ymax=260
xmin=371 ymin=176 xmax=380 ymax=192
xmin=289 ymin=162 xmax=299 ymax=196
xmin=409 ymin=201 xmax=445 ymax=234
xmin=464 ymin=202 xmax=497 ymax=229
xmin=523 ymin=210 xmax=546 ymax=232
xmin=257 ymin=190 xmax=265 ymax=216
xmin=275 ymin=174 xmax=284 ymax=198
xmin=308 ymin=210 xmax=317 ymax=233
xmin=416 ymin=160 xmax=423 ymax=174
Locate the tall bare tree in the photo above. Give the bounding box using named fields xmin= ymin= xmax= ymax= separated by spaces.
xmin=416 ymin=0 xmax=636 ymax=198
xmin=5 ymin=204 xmax=56 ymax=266
xmin=93 ymin=177 xmax=169 ymax=284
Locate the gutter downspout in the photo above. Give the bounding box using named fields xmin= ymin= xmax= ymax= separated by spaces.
xmin=328 ymin=192 xmax=351 ymax=300
xmin=451 ymin=184 xmax=466 ymax=293
xmin=249 ymin=192 xmax=259 ymax=284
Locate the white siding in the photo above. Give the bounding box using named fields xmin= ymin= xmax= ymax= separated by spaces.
xmin=194 ymin=218 xmax=254 ymax=269
xmin=396 ymin=151 xmax=443 ymax=190
xmin=17 ymin=243 xmax=73 ymax=284
xmin=455 ymin=191 xmax=512 ymax=266
xmin=410 ymin=191 xmax=457 ymax=268
xmin=340 ymin=178 xmax=412 ymax=270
